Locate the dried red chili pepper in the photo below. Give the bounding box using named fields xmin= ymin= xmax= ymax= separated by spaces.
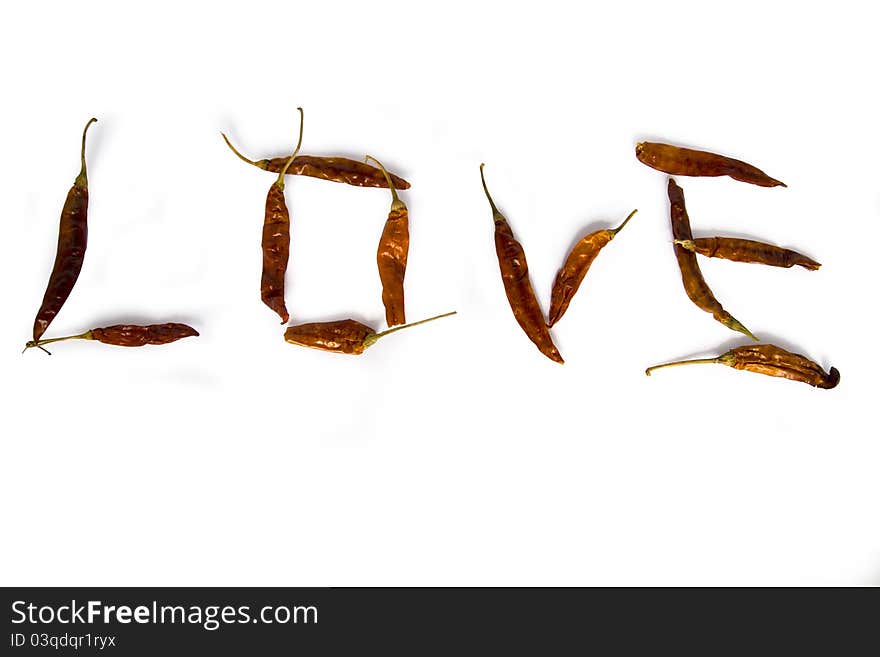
xmin=479 ymin=164 xmax=563 ymax=364
xmin=260 ymin=108 xmax=304 ymax=324
xmin=548 ymin=209 xmax=638 ymax=327
xmin=284 ymin=311 xmax=456 ymax=355
xmin=668 ymin=179 xmax=758 ymax=341
xmin=636 ymin=141 xmax=786 ymax=188
xmin=645 ymin=344 xmax=839 ymax=389
xmin=31 ymin=118 xmax=97 ymax=343
xmin=24 ymin=323 xmax=199 ymax=354
xmin=674 ymin=237 xmax=821 ymax=271
xmin=221 ymin=134 xmax=410 ymax=190
xmin=366 ymin=155 xmax=409 ymax=327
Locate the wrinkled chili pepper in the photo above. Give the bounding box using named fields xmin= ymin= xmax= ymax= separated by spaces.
xmin=24 ymin=323 xmax=199 ymax=354
xmin=479 ymin=164 xmax=563 ymax=364
xmin=674 ymin=237 xmax=821 ymax=270
xmin=31 ymin=118 xmax=97 ymax=343
xmin=366 ymin=155 xmax=409 ymax=327
xmin=261 ymin=108 xmax=304 ymax=324
xmin=548 ymin=209 xmax=638 ymax=327
xmin=636 ymin=141 xmax=786 ymax=188
xmin=221 ymin=133 xmax=410 ymax=190
xmin=645 ymin=344 xmax=839 ymax=389
xmin=284 ymin=311 xmax=456 ymax=354
xmin=668 ymin=178 xmax=758 ymax=341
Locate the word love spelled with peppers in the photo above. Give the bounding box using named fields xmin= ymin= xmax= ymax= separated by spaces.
xmin=23 ymin=115 xmax=838 ymax=389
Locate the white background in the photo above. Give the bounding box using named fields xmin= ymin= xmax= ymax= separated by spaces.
xmin=1 ymin=0 xmax=877 ymax=586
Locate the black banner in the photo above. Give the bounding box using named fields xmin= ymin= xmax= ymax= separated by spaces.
xmin=1 ymin=587 xmax=875 ymax=654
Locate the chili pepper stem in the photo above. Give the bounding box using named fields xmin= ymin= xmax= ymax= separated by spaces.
xmin=645 ymin=355 xmax=728 ymax=376
xmin=364 ymin=155 xmax=405 ymax=210
xmin=75 ymin=118 xmax=98 ymax=188
xmin=274 ymin=107 xmax=305 ymax=190
xmin=725 ymin=317 xmax=759 ymax=342
xmin=674 ymin=239 xmax=696 ymax=251
xmin=610 ymin=209 xmax=638 ymax=236
xmin=23 ymin=330 xmax=94 ymax=355
xmin=220 ymin=133 xmax=262 ymax=168
xmin=363 ymin=311 xmax=457 ymax=349
xmin=479 ymin=163 xmax=504 ymax=222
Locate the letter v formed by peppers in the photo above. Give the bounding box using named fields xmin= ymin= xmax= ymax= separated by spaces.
xmin=479 ymin=164 xmax=636 ymax=363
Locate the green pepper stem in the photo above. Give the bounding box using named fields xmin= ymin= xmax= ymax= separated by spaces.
xmin=275 ymin=107 xmax=304 ymax=190
xmin=363 ymin=311 xmax=457 ymax=349
xmin=645 ymin=356 xmax=723 ymax=376
xmin=220 ymin=132 xmax=262 ymax=168
xmin=75 ymin=118 xmax=98 ymax=188
xmin=479 ymin=163 xmax=504 ymax=222
xmin=365 ymin=155 xmax=404 ymax=210
xmin=23 ymin=330 xmax=94 ymax=356
xmin=725 ymin=316 xmax=759 ymax=342
xmin=610 ymin=209 xmax=638 ymax=236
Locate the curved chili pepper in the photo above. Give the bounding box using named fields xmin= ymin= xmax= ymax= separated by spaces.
xmin=32 ymin=118 xmax=97 ymax=343
xmin=366 ymin=155 xmax=409 ymax=327
xmin=674 ymin=237 xmax=820 ymax=270
xmin=221 ymin=134 xmax=410 ymax=190
xmin=646 ymin=344 xmax=839 ymax=389
xmin=284 ymin=311 xmax=456 ymax=354
xmin=636 ymin=142 xmax=786 ymax=188
xmin=261 ymin=108 xmax=304 ymax=324
xmin=668 ymin=179 xmax=758 ymax=341
xmin=479 ymin=164 xmax=563 ymax=364
xmin=548 ymin=209 xmax=638 ymax=327
xmin=25 ymin=323 xmax=199 ymax=354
